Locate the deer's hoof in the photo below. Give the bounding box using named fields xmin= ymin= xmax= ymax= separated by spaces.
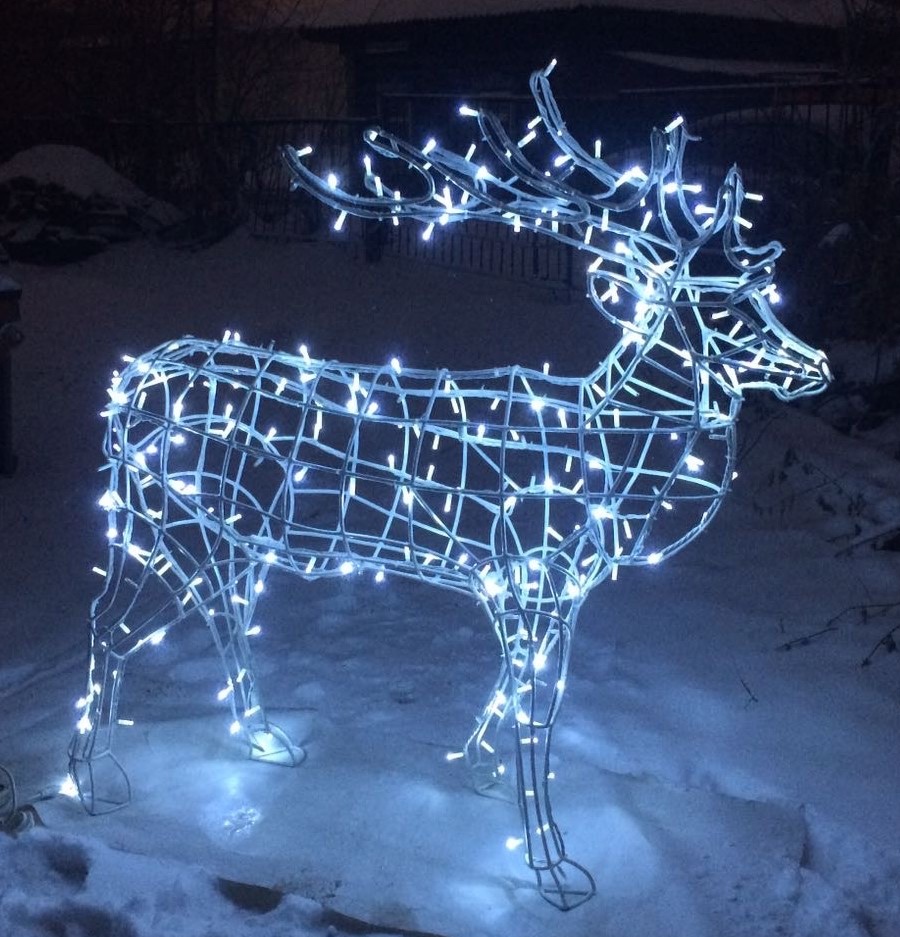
xmin=535 ymin=858 xmax=596 ymax=911
xmin=68 ymin=753 xmax=131 ymax=815
xmin=247 ymin=724 xmax=305 ymax=767
xmin=469 ymin=763 xmax=516 ymax=803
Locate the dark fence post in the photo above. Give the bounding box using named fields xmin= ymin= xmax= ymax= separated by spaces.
xmin=0 ymin=275 xmax=23 ymax=477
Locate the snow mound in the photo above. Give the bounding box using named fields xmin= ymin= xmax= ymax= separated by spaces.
xmin=0 ymin=828 xmax=331 ymax=937
xmin=0 ymin=146 xmax=146 ymax=203
xmin=0 ymin=145 xmax=179 ymax=226
xmin=0 ymin=145 xmax=183 ymax=263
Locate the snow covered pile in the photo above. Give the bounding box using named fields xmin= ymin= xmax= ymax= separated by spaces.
xmin=0 ymin=827 xmax=340 ymax=937
xmin=0 ymin=145 xmax=183 ymax=264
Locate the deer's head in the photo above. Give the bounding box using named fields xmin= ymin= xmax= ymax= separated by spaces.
xmin=582 ymin=153 xmax=829 ymax=404
xmin=284 ymin=61 xmax=830 ymax=402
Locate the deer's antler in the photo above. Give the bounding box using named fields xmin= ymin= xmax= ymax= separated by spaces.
xmin=283 ymin=61 xmax=777 ymax=279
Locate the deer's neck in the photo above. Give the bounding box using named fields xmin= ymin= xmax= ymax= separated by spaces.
xmin=586 ymin=320 xmax=739 ymax=432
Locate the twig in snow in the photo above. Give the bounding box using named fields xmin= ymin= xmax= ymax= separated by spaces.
xmin=835 ymin=519 xmax=900 ymax=556
xmin=777 ymin=625 xmax=839 ymax=651
xmin=777 ymin=601 xmax=899 ymax=653
xmin=861 ymin=621 xmax=900 ymax=668
xmin=739 ymin=675 xmax=759 ymax=705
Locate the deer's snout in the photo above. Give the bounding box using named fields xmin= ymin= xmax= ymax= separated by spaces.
xmin=775 ymin=349 xmax=831 ymax=400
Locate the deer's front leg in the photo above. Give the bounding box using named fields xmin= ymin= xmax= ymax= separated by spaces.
xmin=464 ymin=656 xmax=514 ymax=797
xmin=504 ymin=602 xmax=596 ymax=910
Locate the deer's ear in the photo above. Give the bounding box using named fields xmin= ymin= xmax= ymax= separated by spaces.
xmin=588 ymin=272 xmax=630 ymax=329
xmin=587 ymin=272 xmax=657 ymax=341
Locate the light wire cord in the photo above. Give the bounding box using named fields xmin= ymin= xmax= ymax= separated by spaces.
xmin=0 ymin=763 xmax=39 ymax=835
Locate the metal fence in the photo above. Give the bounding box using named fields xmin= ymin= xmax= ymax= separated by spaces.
xmin=1 ymin=79 xmax=895 ymax=291
xmin=369 ymin=80 xmax=897 ymax=290
xmin=244 ymin=118 xmax=371 ymax=238
xmin=0 ymin=115 xmax=370 ymax=231
xmin=380 ymin=79 xmax=896 ymax=193
xmin=386 ymin=218 xmax=574 ymax=288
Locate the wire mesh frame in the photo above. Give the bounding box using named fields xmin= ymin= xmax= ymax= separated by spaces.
xmin=69 ymin=64 xmax=830 ymax=910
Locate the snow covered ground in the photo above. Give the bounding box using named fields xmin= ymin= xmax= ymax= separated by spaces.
xmin=1 ymin=230 xmax=899 ymax=937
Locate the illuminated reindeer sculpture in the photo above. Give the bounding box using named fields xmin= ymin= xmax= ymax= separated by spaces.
xmin=69 ymin=64 xmax=829 ymax=909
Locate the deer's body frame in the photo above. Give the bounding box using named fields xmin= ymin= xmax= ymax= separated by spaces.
xmin=69 ymin=326 xmax=736 ymax=905
xmin=106 ymin=333 xmax=734 ymax=575
xmin=69 ymin=64 xmax=829 ymax=910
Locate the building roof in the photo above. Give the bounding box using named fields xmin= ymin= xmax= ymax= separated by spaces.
xmin=286 ymin=0 xmax=846 ymax=29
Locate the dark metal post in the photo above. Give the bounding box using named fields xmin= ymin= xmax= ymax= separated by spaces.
xmin=0 ymin=275 xmax=23 ymax=477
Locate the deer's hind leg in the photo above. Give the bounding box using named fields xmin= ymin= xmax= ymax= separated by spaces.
xmin=68 ymin=517 xmax=295 ymax=813
xmin=69 ymin=515 xmax=198 ymax=814
xmin=67 ymin=620 xmax=131 ymax=815
xmin=202 ymin=541 xmax=303 ymax=767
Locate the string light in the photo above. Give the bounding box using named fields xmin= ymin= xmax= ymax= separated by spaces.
xmin=69 ymin=64 xmax=830 ymax=911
